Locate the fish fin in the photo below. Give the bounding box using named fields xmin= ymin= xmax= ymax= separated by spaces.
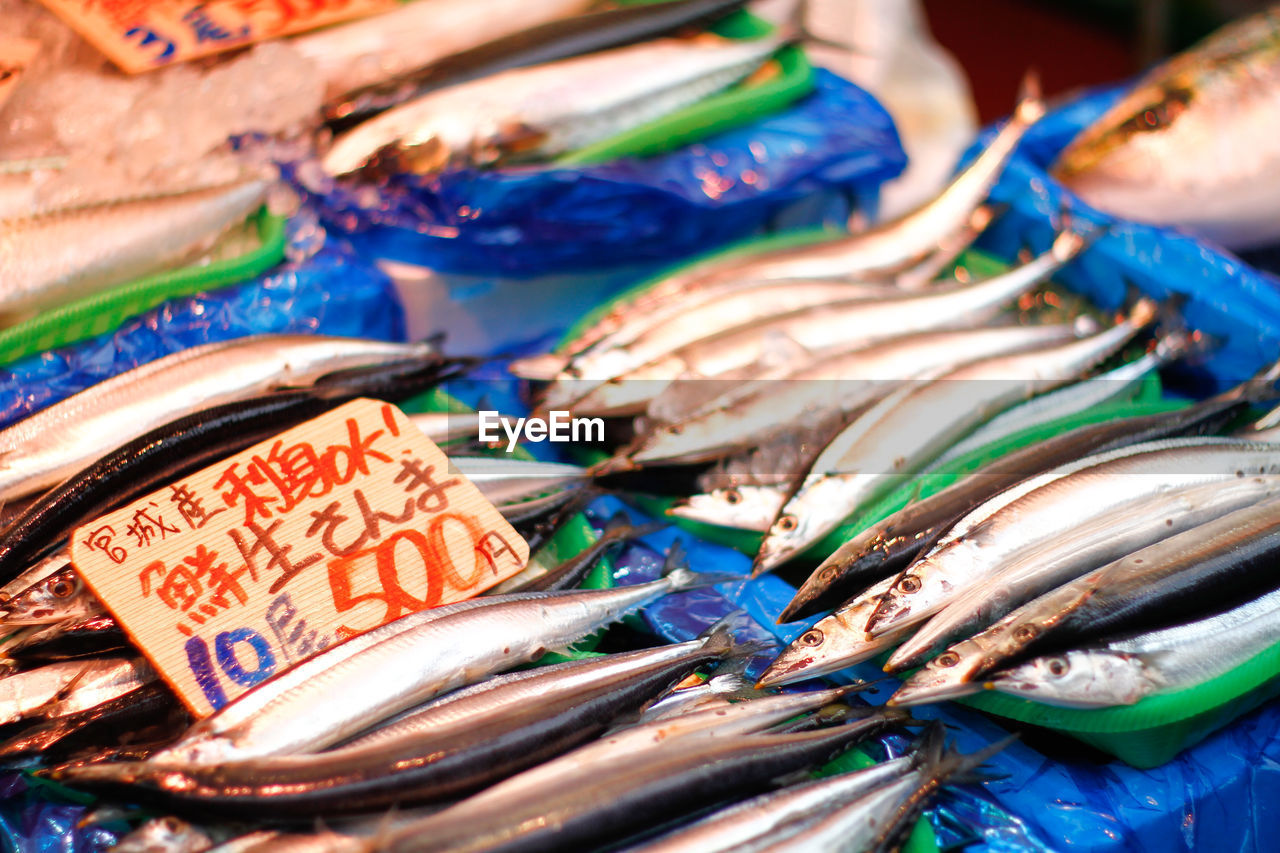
xmin=1014 ymin=69 xmax=1046 ymax=125
xmin=664 ymin=566 xmax=739 ymax=591
xmin=660 ymin=538 xmax=688 ymax=576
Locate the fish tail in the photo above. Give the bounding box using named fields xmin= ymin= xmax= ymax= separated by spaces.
xmin=1015 ymin=69 xmax=1046 ymax=125
xmin=926 ymin=733 xmax=1017 ymax=786
xmin=773 ymin=0 xmax=863 ymax=55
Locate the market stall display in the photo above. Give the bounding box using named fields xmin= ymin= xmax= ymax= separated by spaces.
xmin=3 ymin=0 xmax=1280 ymax=850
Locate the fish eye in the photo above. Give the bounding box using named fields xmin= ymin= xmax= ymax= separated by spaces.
xmin=799 ymin=629 xmax=823 ymax=646
xmin=935 ymin=652 xmax=960 ymax=668
xmin=50 ymin=578 xmax=75 ymax=598
xmin=723 ymin=489 xmax=742 ymax=505
xmin=897 ymin=575 xmax=922 ymax=594
xmin=1046 ymin=657 xmax=1070 ymax=677
xmin=819 ymin=566 xmax=837 ymax=581
xmin=1014 ymin=624 xmax=1039 ymax=643
xmin=776 ymin=515 xmax=798 ymax=533
xmin=668 ymin=424 xmax=683 ymax=435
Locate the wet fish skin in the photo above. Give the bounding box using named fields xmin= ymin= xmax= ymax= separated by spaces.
xmin=627 ymin=323 xmax=1086 ymax=469
xmin=324 ymin=31 xmax=786 ymax=177
xmin=622 ymin=754 xmax=916 ymax=853
xmin=1 ymin=565 xmax=103 ymax=627
xmin=558 ymin=227 xmax=1093 ymax=417
xmin=752 ymin=297 xmax=1153 ymax=574
xmin=0 ymin=180 xmax=266 ymax=320
xmin=887 ymin=472 xmax=1280 ymax=671
xmin=749 ymin=726 xmax=1006 ymax=853
xmin=376 ymin=711 xmax=910 ymax=853
xmin=0 ymin=680 xmax=181 ymax=762
xmin=324 ymin=0 xmax=751 ymax=125
xmin=299 ymin=0 xmax=595 ymax=106
xmin=159 ymin=567 xmax=725 ymax=764
xmin=0 ymin=657 xmax=154 ymax=726
xmin=989 ymin=581 xmax=1280 ymax=707
xmin=868 ymin=438 xmax=1280 ymax=649
xmin=780 ymin=370 xmax=1260 ymax=624
xmin=0 ymin=354 xmax=468 ymax=584
xmin=667 ymin=484 xmax=788 ymax=533
xmin=517 ymin=78 xmax=1043 ymax=370
xmin=0 ymin=334 xmax=439 ymax=505
xmin=55 ymin=636 xmax=737 ymax=816
xmin=111 ymin=816 xmax=218 ymax=853
xmin=757 ymin=575 xmax=911 ymax=688
xmin=450 ymin=457 xmax=590 ymax=523
xmin=892 ymin=494 xmax=1280 ymax=705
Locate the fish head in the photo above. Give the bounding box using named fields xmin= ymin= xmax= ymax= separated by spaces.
xmin=757 ymin=585 xmax=908 ymax=688
xmin=886 ymin=639 xmax=992 ymax=706
xmin=667 ymin=485 xmax=784 ymax=533
xmin=780 ymin=543 xmax=888 ymax=624
xmin=986 ymin=650 xmax=1151 ymax=708
xmin=3 ymin=568 xmax=88 ymax=625
xmin=864 ymin=542 xmax=977 ymax=640
xmin=753 ymin=474 xmax=873 ymax=575
xmin=112 ymin=817 xmax=211 ymax=853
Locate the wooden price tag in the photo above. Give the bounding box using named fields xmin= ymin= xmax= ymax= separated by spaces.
xmin=0 ymin=37 xmax=40 ymax=111
xmin=70 ymin=399 xmax=528 ymax=716
xmin=36 ymin=0 xmax=398 ymax=73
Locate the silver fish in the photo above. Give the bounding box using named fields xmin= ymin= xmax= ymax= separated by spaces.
xmin=886 ymin=472 xmax=1280 ymax=671
xmin=0 ymin=334 xmax=435 ymax=503
xmin=989 ymin=582 xmax=1280 ymax=708
xmin=2 ymin=565 xmax=103 ymax=627
xmin=291 ymin=0 xmax=594 ymax=104
xmin=524 ymin=75 xmax=1044 ymax=365
xmin=752 ymin=299 xmax=1154 ymax=574
xmin=111 ymin=817 xmax=218 ymax=853
xmin=408 ymin=411 xmax=503 ymax=445
xmin=624 ymin=755 xmax=916 ymax=853
xmin=0 ymin=656 xmax=153 ymax=725
xmin=892 ymin=492 xmax=1280 ymax=705
xmin=931 ymin=336 xmax=1178 ymax=466
xmin=450 ymin=456 xmax=589 ymax=522
xmin=869 ymin=438 xmax=1280 ymax=652
xmin=0 ymin=180 xmax=266 ymax=320
xmin=756 ymin=575 xmax=912 ymax=688
xmin=1053 ymin=7 xmax=1280 ymax=249
xmin=156 ymin=568 xmax=721 ymax=763
xmin=555 ymin=278 xmax=901 ymax=405
xmin=668 ymin=483 xmax=789 ymax=533
xmin=324 ymin=32 xmax=787 ymax=176
xmin=627 ymin=322 xmax=1086 ymax=468
xmin=563 ymin=228 xmax=1092 ymax=417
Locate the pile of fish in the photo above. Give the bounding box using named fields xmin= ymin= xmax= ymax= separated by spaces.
xmin=0 ymin=325 xmax=1007 ymax=851
xmin=2 ymin=0 xmax=797 ymax=327
xmin=511 ymin=73 xmax=1280 ymax=719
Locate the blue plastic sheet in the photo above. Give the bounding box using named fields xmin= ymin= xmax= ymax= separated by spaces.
xmin=0 ymin=775 xmax=120 ymax=852
xmin=0 ymin=223 xmax=405 ymax=432
xmin=970 ymin=85 xmax=1280 ymax=394
xmin=311 ymin=70 xmax=906 ymax=277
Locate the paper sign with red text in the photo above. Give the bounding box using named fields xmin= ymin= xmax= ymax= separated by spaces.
xmin=36 ymin=0 xmax=397 ymax=73
xmin=70 ymin=399 xmax=529 ymax=716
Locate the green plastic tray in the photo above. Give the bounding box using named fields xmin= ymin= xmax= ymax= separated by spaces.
xmin=0 ymin=208 xmax=286 ymax=368
xmin=554 ymin=4 xmax=813 ymax=165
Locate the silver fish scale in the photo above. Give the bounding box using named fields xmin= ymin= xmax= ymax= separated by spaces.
xmin=0 ymin=181 xmax=266 ymax=318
